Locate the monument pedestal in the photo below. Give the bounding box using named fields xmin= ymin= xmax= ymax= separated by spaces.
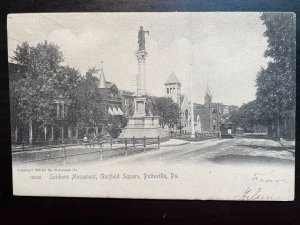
xmin=120 ymin=116 xmax=167 ymax=139
xmin=120 ymin=94 xmax=168 ymax=139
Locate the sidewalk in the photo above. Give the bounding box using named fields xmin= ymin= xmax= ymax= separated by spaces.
xmin=279 ymin=139 xmax=295 ymax=148
xmin=12 ymin=137 xmax=226 ymax=164
xmin=12 ymin=138 xmax=190 ymax=163
xmin=160 ymin=139 xmax=190 ymax=147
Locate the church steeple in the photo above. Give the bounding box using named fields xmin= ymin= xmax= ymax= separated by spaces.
xmin=204 ymin=83 xmax=212 ymax=106
xmin=98 ymin=61 xmax=106 ymax=88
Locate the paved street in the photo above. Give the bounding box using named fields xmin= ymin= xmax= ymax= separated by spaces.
xmin=98 ymin=136 xmax=294 ymax=166
xmin=24 ymin=136 xmax=294 ymax=166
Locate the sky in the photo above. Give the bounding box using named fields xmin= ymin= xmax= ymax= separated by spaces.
xmin=7 ymin=12 xmax=271 ymax=106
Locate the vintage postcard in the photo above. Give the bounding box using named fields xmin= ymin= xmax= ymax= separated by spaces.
xmin=8 ymin=12 xmax=295 ymax=200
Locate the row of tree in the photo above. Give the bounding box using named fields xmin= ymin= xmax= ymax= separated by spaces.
xmin=10 ymin=41 xmax=180 ymax=144
xmin=229 ymin=13 xmax=296 ymax=140
xmin=9 ymin=41 xmax=121 ymax=144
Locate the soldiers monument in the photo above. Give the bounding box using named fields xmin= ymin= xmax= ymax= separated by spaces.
xmin=120 ymin=26 xmax=167 ymax=139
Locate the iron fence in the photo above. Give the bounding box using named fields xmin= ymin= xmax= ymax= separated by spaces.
xmin=12 ymin=136 xmax=163 ymax=164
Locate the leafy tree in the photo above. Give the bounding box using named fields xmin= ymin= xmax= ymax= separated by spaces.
xmin=106 ymin=115 xmax=127 ymax=138
xmin=53 ymin=66 xmax=80 ymax=100
xmin=55 ymin=66 xmax=81 ymax=126
xmin=229 ymin=101 xmax=260 ymax=133
xmin=74 ymin=68 xmax=104 ymax=126
xmin=150 ymin=96 xmax=179 ymax=128
xmin=256 ymin=13 xmax=296 ymax=139
xmin=10 ymin=41 xmax=83 ymax=144
xmin=10 ymin=41 xmax=64 ymax=144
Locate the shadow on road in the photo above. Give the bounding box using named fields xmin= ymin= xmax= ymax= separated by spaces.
xmin=234 ymin=144 xmax=294 ymax=151
xmin=209 ymin=154 xmax=294 ymax=165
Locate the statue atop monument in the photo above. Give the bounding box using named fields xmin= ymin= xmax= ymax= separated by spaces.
xmin=138 ymin=26 xmax=149 ymax=51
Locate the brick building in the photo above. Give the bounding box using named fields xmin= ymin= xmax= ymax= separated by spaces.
xmin=164 ymin=72 xmax=238 ymax=133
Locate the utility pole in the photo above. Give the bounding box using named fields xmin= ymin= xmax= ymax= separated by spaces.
xmin=189 ymin=13 xmax=195 ymax=138
xmin=190 ymin=63 xmax=195 ymax=138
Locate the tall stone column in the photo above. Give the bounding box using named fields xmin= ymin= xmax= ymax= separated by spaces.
xmin=143 ymin=58 xmax=146 ymax=93
xmin=136 ymin=50 xmax=148 ymax=95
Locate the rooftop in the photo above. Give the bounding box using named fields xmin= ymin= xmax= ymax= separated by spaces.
xmin=164 ymin=72 xmax=181 ymax=85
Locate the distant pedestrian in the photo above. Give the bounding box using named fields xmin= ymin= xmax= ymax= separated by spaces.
xmin=83 ymin=135 xmax=88 ymax=148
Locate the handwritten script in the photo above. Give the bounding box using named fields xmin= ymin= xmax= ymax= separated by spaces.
xmin=237 ymin=170 xmax=288 ymax=201
xmin=251 ymin=170 xmax=288 ymax=184
xmin=238 ymin=186 xmax=273 ymax=200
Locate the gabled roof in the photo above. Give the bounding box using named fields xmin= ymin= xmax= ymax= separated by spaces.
xmin=164 ymin=72 xmax=181 ymax=85
xmin=106 ymin=82 xmax=116 ymax=89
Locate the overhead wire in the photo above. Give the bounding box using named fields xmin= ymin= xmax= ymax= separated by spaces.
xmin=38 ymin=14 xmax=70 ymax=30
xmin=7 ymin=34 xmax=22 ymax=43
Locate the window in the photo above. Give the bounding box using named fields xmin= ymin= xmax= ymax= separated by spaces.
xmin=185 ymin=109 xmax=188 ymax=120
xmin=167 ymin=88 xmax=169 ymax=94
